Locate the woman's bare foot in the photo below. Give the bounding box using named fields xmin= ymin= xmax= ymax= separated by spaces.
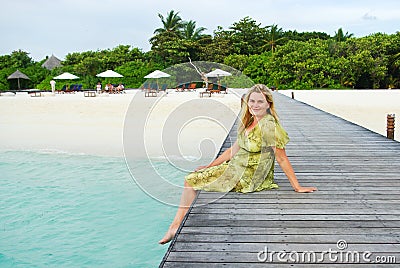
xmin=159 ymin=227 xmax=178 ymax=244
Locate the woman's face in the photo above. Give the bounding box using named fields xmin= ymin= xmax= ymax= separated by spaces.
xmin=248 ymin=92 xmax=270 ymax=118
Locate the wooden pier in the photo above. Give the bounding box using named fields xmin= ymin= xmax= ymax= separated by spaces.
xmin=160 ymin=92 xmax=400 ymax=267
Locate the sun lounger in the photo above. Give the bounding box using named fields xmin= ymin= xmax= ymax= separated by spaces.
xmin=84 ymin=91 xmax=96 ymax=97
xmin=188 ymin=83 xmax=196 ymax=91
xmin=29 ymin=91 xmax=42 ymax=97
xmin=145 ymin=83 xmax=158 ymax=97
xmin=57 ymin=85 xmax=66 ymax=94
xmin=199 ymin=83 xmax=214 ymax=97
xmin=160 ymin=84 xmax=168 ymax=91
xmin=141 ymin=82 xmax=149 ymax=91
xmin=65 ymin=84 xmax=76 ymax=93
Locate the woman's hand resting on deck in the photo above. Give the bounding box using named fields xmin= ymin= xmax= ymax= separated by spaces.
xmin=294 ymin=186 xmax=318 ymax=193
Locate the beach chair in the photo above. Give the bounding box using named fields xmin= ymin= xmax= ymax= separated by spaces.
xmin=142 ymin=82 xmax=149 ymax=91
xmin=57 ymin=85 xmax=67 ymax=94
xmin=188 ymin=83 xmax=196 ymax=91
xmin=84 ymin=90 xmax=96 ymax=97
xmin=116 ymin=84 xmax=125 ymax=94
xmin=160 ymin=84 xmax=168 ymax=91
xmin=112 ymin=84 xmax=120 ymax=93
xmin=199 ymin=83 xmax=213 ymax=98
xmin=210 ymin=83 xmax=221 ymax=94
xmin=145 ymin=83 xmax=158 ymax=97
xmin=65 ymin=84 xmax=75 ymax=93
xmin=176 ymin=83 xmax=186 ymax=92
xmin=219 ymin=84 xmax=228 ymax=94
xmin=29 ymin=90 xmax=42 ymax=97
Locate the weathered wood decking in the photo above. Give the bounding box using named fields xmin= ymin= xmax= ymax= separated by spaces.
xmin=160 ymin=92 xmax=400 ymax=267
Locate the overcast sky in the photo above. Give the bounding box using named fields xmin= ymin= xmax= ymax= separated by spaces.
xmin=1 ymin=0 xmax=399 ymax=61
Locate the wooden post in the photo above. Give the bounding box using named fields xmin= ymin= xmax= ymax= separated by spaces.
xmin=387 ymin=114 xmax=395 ymax=140
xmin=291 ymin=91 xmax=294 ymax=99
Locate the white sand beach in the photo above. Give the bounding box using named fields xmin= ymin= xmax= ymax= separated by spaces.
xmin=0 ymin=89 xmax=398 ymax=158
xmin=0 ymin=90 xmax=243 ymax=158
xmin=279 ymin=89 xmax=400 ymax=142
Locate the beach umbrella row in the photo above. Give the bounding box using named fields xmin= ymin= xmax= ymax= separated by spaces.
xmin=54 ymin=69 xmax=165 ymax=84
xmin=52 ymin=70 xmax=123 ymax=90
xmin=7 ymin=65 xmax=230 ymax=90
xmin=8 ymin=69 xmax=169 ymax=90
xmin=7 ymin=68 xmax=231 ymax=91
xmin=141 ymin=69 xmax=231 ymax=89
xmin=53 ymin=70 xmax=124 ymax=80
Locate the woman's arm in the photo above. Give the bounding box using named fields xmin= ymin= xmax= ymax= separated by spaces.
xmin=195 ymin=141 xmax=240 ymax=171
xmin=274 ymin=148 xmax=317 ymax=193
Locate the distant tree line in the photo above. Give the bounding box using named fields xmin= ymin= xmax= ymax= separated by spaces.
xmin=1 ymin=11 xmax=399 ymax=90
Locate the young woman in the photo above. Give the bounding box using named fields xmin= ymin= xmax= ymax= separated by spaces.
xmin=159 ymin=84 xmax=317 ymax=244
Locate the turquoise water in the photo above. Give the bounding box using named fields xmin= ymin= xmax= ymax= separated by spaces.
xmin=0 ymin=150 xmax=187 ymax=267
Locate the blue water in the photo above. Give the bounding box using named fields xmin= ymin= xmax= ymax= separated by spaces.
xmin=0 ymin=150 xmax=187 ymax=267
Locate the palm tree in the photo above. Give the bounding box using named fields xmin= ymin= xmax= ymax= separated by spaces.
xmin=153 ymin=10 xmax=183 ymax=35
xmin=334 ymin=28 xmax=354 ymax=42
xmin=181 ymin=20 xmax=207 ymax=41
xmin=264 ymin=24 xmax=285 ymax=53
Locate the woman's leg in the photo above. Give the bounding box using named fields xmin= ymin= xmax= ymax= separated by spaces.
xmin=159 ymin=180 xmax=197 ymax=244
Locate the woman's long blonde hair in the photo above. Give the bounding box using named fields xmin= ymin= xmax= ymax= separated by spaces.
xmin=239 ymin=84 xmax=279 ymax=133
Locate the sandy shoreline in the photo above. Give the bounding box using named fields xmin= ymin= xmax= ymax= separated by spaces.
xmin=279 ymin=89 xmax=400 ymax=142
xmin=0 ymin=90 xmax=243 ymax=157
xmin=1 ymin=89 xmax=398 ymax=158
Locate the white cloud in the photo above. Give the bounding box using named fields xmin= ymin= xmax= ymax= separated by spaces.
xmin=362 ymin=12 xmax=377 ymax=20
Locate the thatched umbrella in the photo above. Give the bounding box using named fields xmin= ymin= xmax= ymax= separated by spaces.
xmin=7 ymin=70 xmax=30 ymax=90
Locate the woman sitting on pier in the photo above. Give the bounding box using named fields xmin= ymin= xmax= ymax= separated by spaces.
xmin=159 ymin=84 xmax=317 ymax=244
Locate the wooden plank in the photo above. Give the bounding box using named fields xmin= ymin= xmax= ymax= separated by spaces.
xmin=183 ymin=219 xmax=400 ymax=228
xmin=185 ymin=214 xmax=400 ymax=221
xmin=191 ymin=207 xmax=400 ymax=214
xmin=180 ymin=226 xmax=400 ymax=235
xmin=195 ymin=193 xmax=400 ymax=200
xmin=191 ymin=198 xmax=400 ymax=204
xmin=176 ymin=234 xmax=400 ymax=243
xmin=193 ymin=203 xmax=400 ymax=210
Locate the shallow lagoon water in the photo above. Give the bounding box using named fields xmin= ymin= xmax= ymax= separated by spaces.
xmin=0 ymin=150 xmax=189 ymax=267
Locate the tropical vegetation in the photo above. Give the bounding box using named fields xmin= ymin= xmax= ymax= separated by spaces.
xmin=1 ymin=11 xmax=400 ymax=90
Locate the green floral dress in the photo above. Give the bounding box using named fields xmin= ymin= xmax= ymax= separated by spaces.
xmin=186 ymin=113 xmax=289 ymax=193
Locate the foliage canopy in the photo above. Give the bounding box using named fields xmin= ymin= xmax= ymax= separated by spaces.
xmin=1 ymin=12 xmax=399 ymax=91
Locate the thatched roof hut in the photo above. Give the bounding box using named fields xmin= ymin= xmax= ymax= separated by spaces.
xmin=41 ymin=54 xmax=62 ymax=70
